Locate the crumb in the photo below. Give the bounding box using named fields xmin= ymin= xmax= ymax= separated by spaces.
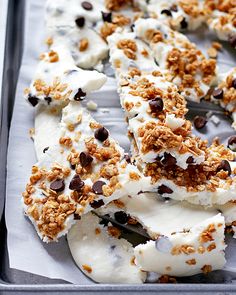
xmin=87 ymin=100 xmax=98 ymax=111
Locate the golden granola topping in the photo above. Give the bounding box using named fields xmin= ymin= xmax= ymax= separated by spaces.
xmin=82 ymin=264 xmax=92 ymax=273
xmin=201 ymin=264 xmax=212 ymax=274
xmin=48 ymin=50 xmax=59 ymax=63
xmin=79 ymin=38 xmax=89 ymax=52
xmin=117 ymin=39 xmax=137 ymax=60
xmin=145 ymin=140 xmax=235 ymax=192
xmin=105 ymin=0 xmax=131 ymax=11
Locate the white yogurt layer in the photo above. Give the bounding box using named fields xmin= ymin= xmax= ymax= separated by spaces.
xmin=23 ymin=102 xmax=151 ymax=242
xmin=67 ymin=213 xmax=146 ymax=284
xmin=45 ymin=0 xmax=106 ymax=28
xmin=98 ymin=192 xmax=220 ymax=239
xmin=46 ymin=26 xmax=108 ymax=69
xmin=134 ymin=214 xmax=226 ymax=276
xmin=25 ymin=45 xmax=107 ymax=108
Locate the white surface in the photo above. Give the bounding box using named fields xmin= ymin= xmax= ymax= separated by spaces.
xmin=4 ymin=0 xmax=236 ymax=285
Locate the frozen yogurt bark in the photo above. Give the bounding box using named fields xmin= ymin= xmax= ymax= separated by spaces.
xmin=135 ymin=139 xmax=236 ymax=207
xmin=134 ymin=18 xmax=218 ymax=102
xmin=46 ymin=26 xmax=108 ymax=69
xmin=24 ymin=46 xmax=107 ymax=108
xmin=68 ymin=212 xmax=146 ymax=283
xmin=22 ymin=102 xmax=150 ymax=242
xmin=204 ymin=0 xmax=236 ymax=47
xmin=108 ymin=30 xmax=206 ymax=169
xmin=210 ymin=67 xmax=236 ymax=130
xmin=134 ymin=214 xmax=226 ymax=276
xmin=135 ymin=0 xmax=206 ymax=31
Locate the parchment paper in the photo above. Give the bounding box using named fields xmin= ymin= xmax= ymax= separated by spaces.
xmin=5 ymin=0 xmax=236 ymax=284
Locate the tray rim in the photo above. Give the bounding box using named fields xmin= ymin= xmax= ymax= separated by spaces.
xmin=1 ymin=0 xmax=236 ymax=292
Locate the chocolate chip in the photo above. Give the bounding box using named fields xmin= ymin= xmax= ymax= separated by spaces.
xmin=158 ymin=185 xmax=173 ymax=195
xmin=193 ymin=116 xmax=207 ymax=129
xmin=212 ymin=88 xmax=224 ymax=99
xmin=74 ymin=88 xmax=86 ymax=101
xmin=229 ymin=35 xmax=236 ymax=48
xmin=80 ymin=152 xmax=93 ymax=167
xmin=90 ymin=199 xmax=105 ymax=209
xmin=161 ymin=153 xmax=176 ymax=167
xmin=70 ymin=163 xmax=76 ymax=170
xmin=228 ymin=136 xmax=236 ymax=149
xmin=43 ymin=147 xmax=49 ymax=153
xmin=149 ymin=98 xmax=163 ymax=114
xmin=102 ymin=11 xmax=112 ymax=22
xmin=99 ymin=214 xmax=110 ymax=226
xmin=232 ymin=78 xmax=236 ymax=89
xmin=92 ymin=180 xmax=106 ymax=194
xmin=94 ymin=127 xmax=109 ymax=142
xmin=216 ymin=160 xmax=231 ymax=175
xmin=180 ymin=17 xmax=188 ymax=29
xmin=110 ymin=245 xmax=116 ymax=250
xmin=69 ymin=175 xmax=84 ymax=191
xmin=114 ymin=211 xmax=128 ymax=224
xmin=124 ymin=153 xmax=131 ymax=164
xmin=28 ymin=95 xmax=39 ymax=107
xmin=81 ymin=1 xmax=93 ymax=10
xmin=75 ymin=16 xmax=85 ymax=28
xmin=170 ymin=4 xmax=178 ymax=12
xmin=74 ymin=214 xmax=81 ymax=220
xmin=44 ymin=96 xmax=52 ymax=105
xmin=50 ymin=179 xmax=65 ymax=192
xmin=161 ymin=9 xmax=172 ymax=17
xmin=186 ymin=156 xmax=194 ymax=164
xmin=130 ymin=24 xmax=135 ymax=32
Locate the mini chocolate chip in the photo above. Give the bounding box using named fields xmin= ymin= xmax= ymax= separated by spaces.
xmin=94 ymin=127 xmax=109 ymax=142
xmin=81 ymin=1 xmax=93 ymax=10
xmin=193 ymin=116 xmax=207 ymax=129
xmin=28 ymin=95 xmax=39 ymax=107
xmin=43 ymin=147 xmax=49 ymax=153
xmin=161 ymin=9 xmax=172 ymax=17
xmin=75 ymin=16 xmax=85 ymax=28
xmin=149 ymin=98 xmax=163 ymax=113
xmin=180 ymin=17 xmax=188 ymax=29
xmin=229 ymin=35 xmax=236 ymax=48
xmin=92 ymin=180 xmax=106 ymax=194
xmin=186 ymin=156 xmax=194 ymax=164
xmin=130 ymin=24 xmax=135 ymax=32
xmin=74 ymin=88 xmax=86 ymax=101
xmin=217 ymin=160 xmax=231 ymax=175
xmin=232 ymin=78 xmax=236 ymax=89
xmin=44 ymin=96 xmax=52 ymax=105
xmin=212 ymin=88 xmax=224 ymax=99
xmin=114 ymin=211 xmax=128 ymax=224
xmin=110 ymin=245 xmax=116 ymax=250
xmin=161 ymin=153 xmax=176 ymax=167
xmin=102 ymin=11 xmax=112 ymax=22
xmin=69 ymin=175 xmax=84 ymax=191
xmin=170 ymin=4 xmax=178 ymax=12
xmin=50 ymin=179 xmax=65 ymax=192
xmin=90 ymin=199 xmax=105 ymax=209
xmin=158 ymin=185 xmax=173 ymax=195
xmin=80 ymin=152 xmax=93 ymax=167
xmin=124 ymin=153 xmax=131 ymax=163
xmin=74 ymin=214 xmax=81 ymax=220
xmin=70 ymin=163 xmax=76 ymax=170
xmin=228 ymin=136 xmax=236 ymax=148
xmin=99 ymin=214 xmax=110 ymax=226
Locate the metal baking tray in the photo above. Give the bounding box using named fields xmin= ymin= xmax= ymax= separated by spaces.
xmin=1 ymin=0 xmax=236 ymax=293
